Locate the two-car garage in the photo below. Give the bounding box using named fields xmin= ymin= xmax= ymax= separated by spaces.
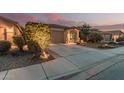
xmin=51 ymin=28 xmax=65 ymax=44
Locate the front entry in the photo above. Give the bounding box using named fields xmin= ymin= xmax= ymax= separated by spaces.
xmin=0 ymin=28 xmax=14 ymax=42
xmin=67 ymin=30 xmax=77 ymax=44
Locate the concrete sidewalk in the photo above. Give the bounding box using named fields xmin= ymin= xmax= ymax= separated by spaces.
xmin=0 ymin=57 xmax=81 ymax=80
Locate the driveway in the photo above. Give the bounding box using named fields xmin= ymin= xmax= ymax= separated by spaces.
xmin=49 ymin=44 xmax=124 ymax=79
xmin=49 ymin=44 xmax=119 ymax=69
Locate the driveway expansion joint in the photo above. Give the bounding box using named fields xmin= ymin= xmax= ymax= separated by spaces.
xmin=3 ymin=70 xmax=9 ymax=80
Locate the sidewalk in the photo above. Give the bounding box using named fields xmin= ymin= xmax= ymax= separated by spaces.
xmin=0 ymin=57 xmax=81 ymax=80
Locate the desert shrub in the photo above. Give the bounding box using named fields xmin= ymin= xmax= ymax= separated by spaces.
xmin=88 ymin=32 xmax=103 ymax=43
xmin=116 ymin=36 xmax=124 ymax=42
xmin=26 ymin=40 xmax=41 ymax=52
xmin=25 ymin=22 xmax=51 ymax=59
xmin=0 ymin=40 xmax=11 ymax=53
xmin=76 ymin=42 xmax=81 ymax=45
xmin=79 ymin=33 xmax=87 ymax=42
xmin=23 ymin=32 xmax=38 ymax=52
xmin=98 ymin=44 xmax=116 ymax=49
xmin=13 ymin=36 xmax=25 ymax=51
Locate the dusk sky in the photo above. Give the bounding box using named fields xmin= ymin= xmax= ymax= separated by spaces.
xmin=1 ymin=13 xmax=124 ymax=26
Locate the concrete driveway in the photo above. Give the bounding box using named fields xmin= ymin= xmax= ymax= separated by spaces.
xmin=49 ymin=44 xmax=124 ymax=79
xmin=49 ymin=44 xmax=118 ymax=69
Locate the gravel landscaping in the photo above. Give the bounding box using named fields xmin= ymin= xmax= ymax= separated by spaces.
xmin=0 ymin=51 xmax=55 ymax=72
xmin=79 ymin=42 xmax=122 ymax=49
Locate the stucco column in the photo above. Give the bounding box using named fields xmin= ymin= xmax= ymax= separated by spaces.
xmin=67 ymin=31 xmax=70 ymax=44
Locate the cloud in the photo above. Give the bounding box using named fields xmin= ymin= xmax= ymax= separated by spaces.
xmin=45 ymin=13 xmax=77 ymax=26
xmin=0 ymin=13 xmax=86 ymax=26
xmin=45 ymin=13 xmax=64 ymax=22
xmin=12 ymin=14 xmax=38 ymax=21
xmin=1 ymin=14 xmax=39 ymax=23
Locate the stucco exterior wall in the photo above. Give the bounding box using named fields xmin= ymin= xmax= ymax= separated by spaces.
xmin=0 ymin=23 xmax=21 ymax=43
xmin=65 ymin=29 xmax=80 ymax=44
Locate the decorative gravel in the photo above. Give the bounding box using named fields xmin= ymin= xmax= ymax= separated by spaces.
xmin=0 ymin=51 xmax=55 ymax=72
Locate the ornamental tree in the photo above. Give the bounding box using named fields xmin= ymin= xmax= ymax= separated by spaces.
xmin=80 ymin=24 xmax=91 ymax=42
xmin=25 ymin=22 xmax=51 ymax=59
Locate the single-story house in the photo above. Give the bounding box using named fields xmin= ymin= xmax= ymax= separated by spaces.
xmin=100 ymin=30 xmax=124 ymax=42
xmin=48 ymin=24 xmax=80 ymax=44
xmin=0 ymin=16 xmax=22 ymax=43
xmin=0 ymin=16 xmax=80 ymax=44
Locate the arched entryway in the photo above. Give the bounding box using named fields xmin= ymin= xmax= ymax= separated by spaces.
xmin=66 ymin=29 xmax=80 ymax=44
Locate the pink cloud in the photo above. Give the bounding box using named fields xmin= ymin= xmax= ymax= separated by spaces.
xmin=6 ymin=14 xmax=38 ymax=22
xmin=15 ymin=14 xmax=38 ymax=21
xmin=45 ymin=13 xmax=64 ymax=22
xmin=45 ymin=13 xmax=77 ymax=26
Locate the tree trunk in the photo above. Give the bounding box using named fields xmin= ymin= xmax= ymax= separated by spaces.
xmin=19 ymin=47 xmax=23 ymax=52
xmin=86 ymin=36 xmax=89 ymax=42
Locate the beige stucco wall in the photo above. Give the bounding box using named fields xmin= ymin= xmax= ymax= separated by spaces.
xmin=0 ymin=23 xmax=21 ymax=42
xmin=0 ymin=28 xmax=5 ymax=40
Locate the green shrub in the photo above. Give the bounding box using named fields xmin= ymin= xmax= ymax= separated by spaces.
xmin=25 ymin=22 xmax=51 ymax=59
xmin=0 ymin=40 xmax=11 ymax=53
xmin=27 ymin=40 xmax=41 ymax=52
xmin=88 ymin=32 xmax=103 ymax=43
xmin=13 ymin=36 xmax=25 ymax=51
xmin=98 ymin=44 xmax=116 ymax=49
xmin=116 ymin=36 xmax=124 ymax=42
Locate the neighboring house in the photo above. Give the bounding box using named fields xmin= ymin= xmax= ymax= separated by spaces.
xmin=0 ymin=16 xmax=80 ymax=44
xmin=100 ymin=30 xmax=124 ymax=42
xmin=48 ymin=25 xmax=80 ymax=44
xmin=0 ymin=16 xmax=22 ymax=43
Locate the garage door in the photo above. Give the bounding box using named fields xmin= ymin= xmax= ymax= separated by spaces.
xmin=51 ymin=31 xmax=64 ymax=44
